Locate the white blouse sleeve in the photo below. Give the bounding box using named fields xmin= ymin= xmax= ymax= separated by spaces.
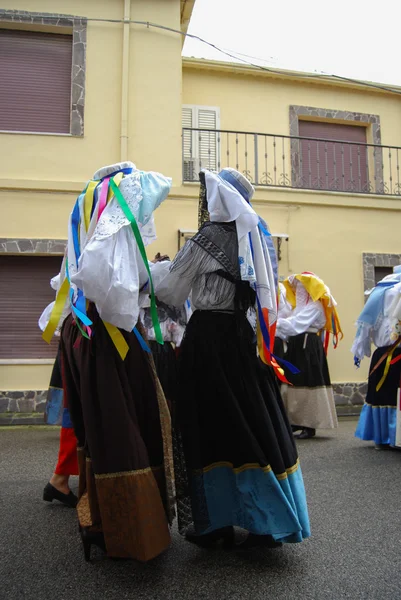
xmin=72 ymin=225 xmax=148 ymax=332
xmin=351 ymin=324 xmax=372 ymax=363
xmin=276 ymin=301 xmax=325 ymax=340
xmin=154 ymin=240 xmax=205 ymax=307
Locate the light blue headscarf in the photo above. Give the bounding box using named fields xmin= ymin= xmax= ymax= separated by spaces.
xmin=353 ymin=268 xmax=401 ymax=366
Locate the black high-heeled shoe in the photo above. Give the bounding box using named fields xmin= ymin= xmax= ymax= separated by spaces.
xmin=236 ymin=533 xmax=283 ymax=549
xmin=43 ymin=482 xmax=78 ymax=508
xmin=296 ymin=428 xmax=316 ymax=440
xmin=80 ymin=528 xmax=106 ymax=562
xmin=185 ymin=526 xmax=235 ymax=549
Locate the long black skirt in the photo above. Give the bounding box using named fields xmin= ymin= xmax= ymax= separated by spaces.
xmin=175 ymin=310 xmax=310 ymax=543
xmin=355 ymin=345 xmax=401 ymax=446
xmin=60 ymin=307 xmax=173 ymax=561
xmin=149 ymin=340 xmax=178 ymax=412
xmin=282 ymin=332 xmax=338 ymax=429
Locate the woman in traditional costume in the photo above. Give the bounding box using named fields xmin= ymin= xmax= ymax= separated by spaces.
xmin=353 ymin=268 xmax=401 ymax=449
xmin=274 ymin=282 xmax=293 ymax=360
xmin=41 ymin=161 xmax=174 ymax=563
xmin=156 ymin=168 xmax=310 ymax=549
xmin=277 ymin=274 xmax=342 ymax=439
xmin=41 ymin=346 xmax=79 ymax=508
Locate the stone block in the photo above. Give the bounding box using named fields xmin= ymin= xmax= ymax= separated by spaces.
xmin=8 ymin=399 xmax=18 ymax=412
xmin=351 ymin=392 xmax=364 ymax=406
xmin=36 ymin=391 xmax=47 ymax=404
xmin=0 ymin=397 xmax=9 ymax=412
xmin=359 ymin=383 xmax=368 ymax=396
xmin=17 ymin=398 xmax=34 ymax=413
xmin=334 ymin=394 xmax=347 ymax=406
xmin=35 ymin=401 xmax=47 ymax=414
xmin=9 ymin=391 xmax=24 ymax=399
xmin=5 ymin=241 xmax=19 ymax=253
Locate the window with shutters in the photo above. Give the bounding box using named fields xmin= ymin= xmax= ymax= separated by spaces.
xmin=0 ymin=255 xmax=61 ymax=359
xmin=0 ymin=11 xmax=87 ymax=136
xmin=182 ymin=105 xmax=220 ymax=180
xmin=0 ymin=29 xmax=72 ymax=134
xmin=296 ymin=121 xmax=369 ymax=193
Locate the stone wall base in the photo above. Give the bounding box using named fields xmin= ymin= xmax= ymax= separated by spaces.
xmin=332 ymin=382 xmax=367 ymax=409
xmin=0 ymin=383 xmax=367 ymax=424
xmin=0 ymin=390 xmax=47 ymax=414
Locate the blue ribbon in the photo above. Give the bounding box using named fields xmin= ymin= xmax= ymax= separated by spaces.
xmin=257 ymin=219 xmax=271 ymax=237
xmin=99 ymin=167 xmax=133 ymax=181
xmin=65 ymin=261 xmax=93 ymax=327
xmin=69 ymin=189 xmax=93 ymax=326
xmin=133 ymin=326 xmax=151 ymax=353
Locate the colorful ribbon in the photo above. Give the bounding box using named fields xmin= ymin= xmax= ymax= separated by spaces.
xmin=42 ymin=278 xmax=70 ymax=343
xmin=43 ymin=171 xmax=161 ymax=358
xmin=103 ymin=321 xmax=129 ymax=361
xmin=369 ymin=335 xmax=401 ymax=391
xmin=110 ymin=178 xmax=163 ymax=346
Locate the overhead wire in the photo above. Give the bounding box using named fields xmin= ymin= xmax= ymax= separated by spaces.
xmin=12 ymin=13 xmax=401 ymax=96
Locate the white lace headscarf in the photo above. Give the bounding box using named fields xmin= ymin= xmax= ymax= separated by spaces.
xmin=204 ymin=168 xmax=277 ymax=325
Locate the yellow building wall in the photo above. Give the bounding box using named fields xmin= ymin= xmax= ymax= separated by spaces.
xmin=0 ymin=0 xmax=184 ymax=392
xmin=182 ymin=65 xmax=401 ymax=145
xmin=2 ymin=19 xmax=401 ymax=393
xmin=181 ymin=65 xmax=401 ymax=384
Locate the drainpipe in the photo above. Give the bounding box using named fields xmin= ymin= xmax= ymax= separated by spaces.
xmin=120 ymin=0 xmax=130 ymax=160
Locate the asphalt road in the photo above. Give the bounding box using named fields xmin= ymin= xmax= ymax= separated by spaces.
xmin=0 ymin=420 xmax=400 ymax=600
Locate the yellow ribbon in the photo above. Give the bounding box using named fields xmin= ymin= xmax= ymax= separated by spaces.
xmin=42 ymin=278 xmax=70 ymax=344
xmin=376 ymin=346 xmax=397 ymax=392
xmin=83 ymin=181 xmax=98 ymax=231
xmin=103 ymin=321 xmax=129 ymax=361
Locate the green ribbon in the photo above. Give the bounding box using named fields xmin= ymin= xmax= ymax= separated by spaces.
xmin=109 ymin=179 xmax=163 ymax=345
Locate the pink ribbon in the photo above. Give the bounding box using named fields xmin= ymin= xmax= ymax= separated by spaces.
xmin=97 ymin=177 xmax=110 ymax=220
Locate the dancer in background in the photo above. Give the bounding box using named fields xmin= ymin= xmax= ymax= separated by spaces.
xmin=42 ymin=346 xmax=78 ymax=508
xmin=156 ymin=168 xmax=310 ymax=549
xmin=277 ymin=273 xmax=342 ymax=439
xmin=274 ymin=281 xmax=293 ymax=360
xmin=353 ymin=267 xmax=401 ymax=449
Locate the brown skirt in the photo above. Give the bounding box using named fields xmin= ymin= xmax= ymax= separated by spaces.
xmin=60 ymin=306 xmax=174 ymax=562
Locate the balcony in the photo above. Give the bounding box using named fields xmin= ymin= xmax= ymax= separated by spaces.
xmin=182 ymin=127 xmax=401 ymax=196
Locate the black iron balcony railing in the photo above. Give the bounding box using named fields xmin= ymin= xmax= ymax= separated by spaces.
xmin=182 ymin=127 xmax=401 ymax=196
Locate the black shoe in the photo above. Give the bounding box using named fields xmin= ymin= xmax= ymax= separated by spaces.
xmin=185 ymin=526 xmax=235 ymax=549
xmin=291 ymin=425 xmax=303 ymax=433
xmin=296 ymin=428 xmax=316 ymax=440
xmin=43 ymin=482 xmax=78 ymax=508
xmin=81 ymin=528 xmax=106 ymax=562
xmin=236 ymin=533 xmax=283 ymax=549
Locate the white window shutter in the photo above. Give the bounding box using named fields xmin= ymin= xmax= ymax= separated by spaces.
xmin=182 ymin=105 xmax=220 ymax=180
xmin=182 ymin=106 xmax=193 ymax=161
xmin=197 ymin=108 xmax=219 ymax=172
